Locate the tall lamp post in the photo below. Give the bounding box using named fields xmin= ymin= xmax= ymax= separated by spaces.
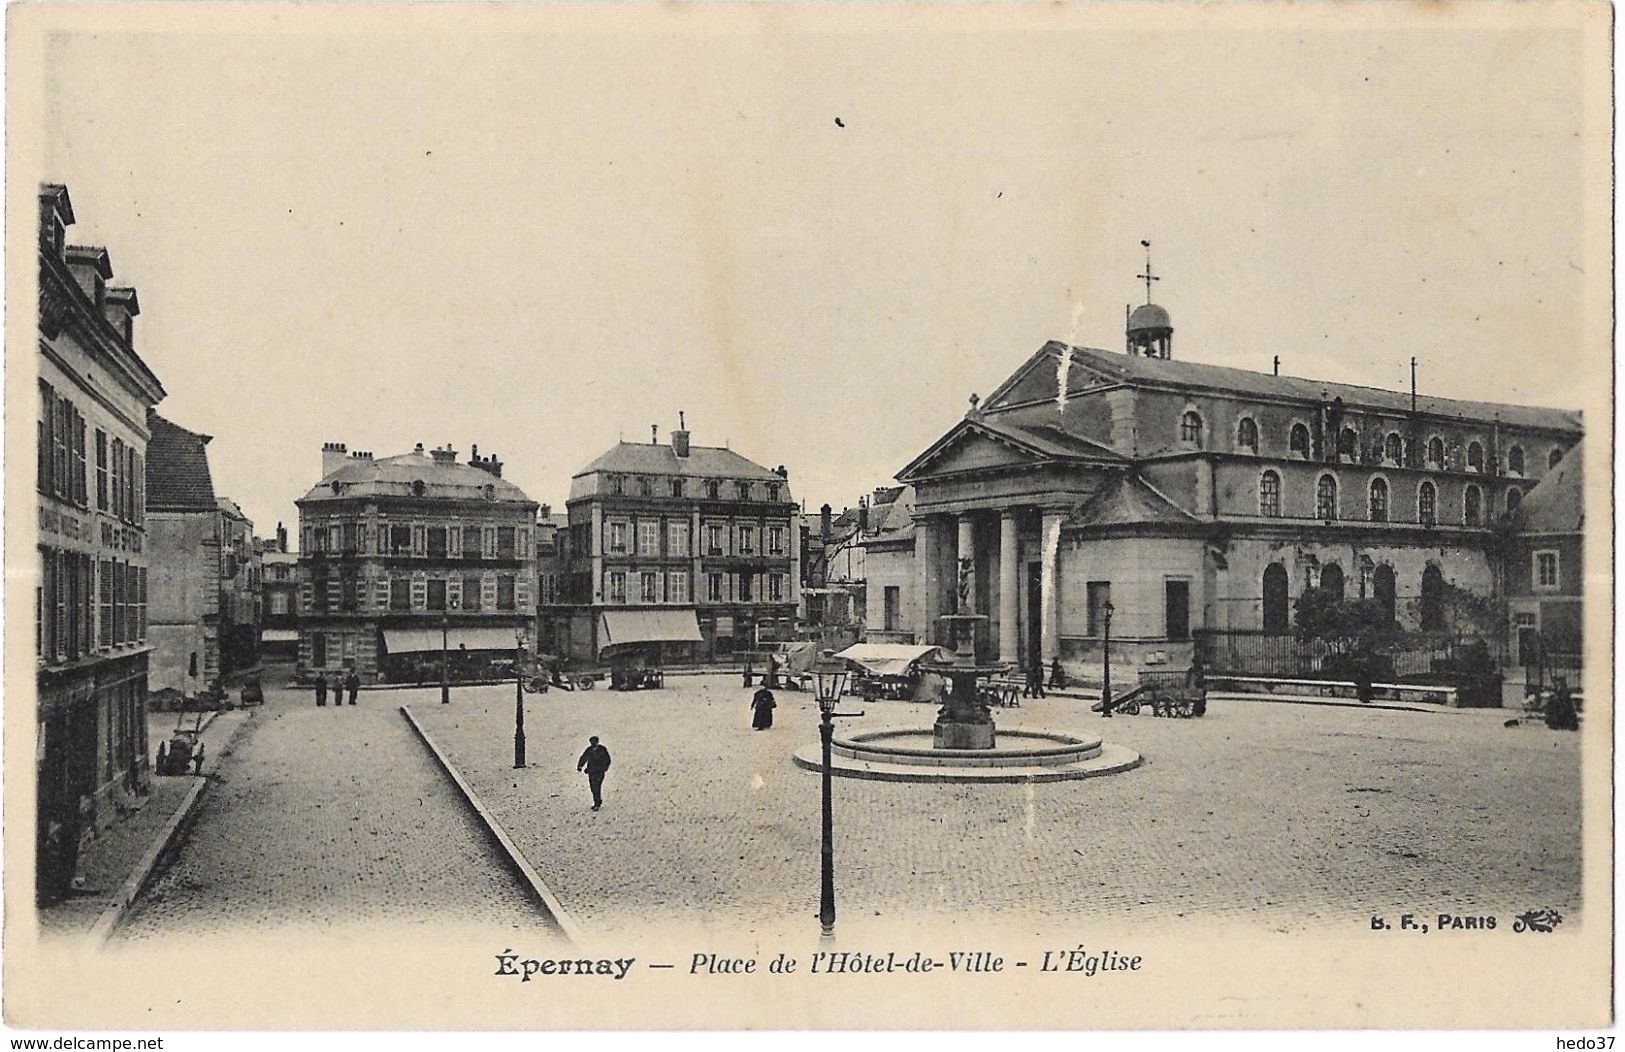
xmin=812 ymin=651 xmax=862 ymax=938
xmin=1100 ymin=601 xmax=1115 ymax=718
xmin=513 ymin=631 xmax=527 ymax=769
xmin=440 ymin=615 xmax=450 ymax=705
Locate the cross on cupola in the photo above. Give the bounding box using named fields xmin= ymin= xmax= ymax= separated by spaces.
xmin=1125 ymin=238 xmax=1174 ymax=360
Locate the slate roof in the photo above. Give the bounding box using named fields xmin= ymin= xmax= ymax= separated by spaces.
xmin=298 ymin=450 xmax=534 ymax=505
xmin=1051 ymin=344 xmax=1582 ymax=433
xmin=575 ymin=442 xmax=785 ymax=481
xmin=145 ymin=412 xmax=217 ymax=512
xmin=1512 ymin=441 xmax=1583 ymax=534
xmin=1069 ymin=473 xmax=1198 ymax=529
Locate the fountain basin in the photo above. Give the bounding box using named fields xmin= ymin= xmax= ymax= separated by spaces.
xmin=792 ymin=725 xmax=1142 ymax=784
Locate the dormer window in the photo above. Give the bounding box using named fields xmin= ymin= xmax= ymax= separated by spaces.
xmin=736 ymin=481 xmax=751 ymax=501
xmin=638 ymin=477 xmax=653 ymax=497
xmin=766 ymin=483 xmax=781 ymax=502
xmin=705 ymin=480 xmax=720 ymax=500
xmin=1236 ymin=417 xmax=1258 ymax=455
xmin=412 ymin=479 xmax=426 ymax=498
xmin=671 ymin=479 xmax=685 ymax=498
xmin=608 ymin=474 xmax=625 ymax=496
xmin=1180 ymin=411 xmax=1204 ymax=448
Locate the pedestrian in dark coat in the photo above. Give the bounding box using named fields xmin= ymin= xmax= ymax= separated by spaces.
xmin=1048 ymin=658 xmax=1066 ymax=690
xmin=577 ymin=736 xmax=612 ymax=810
xmin=315 ymin=676 xmax=327 ymax=707
xmin=346 ymin=669 xmax=361 ymax=706
xmin=330 ymin=674 xmax=343 ymax=710
xmin=1545 ymin=679 xmax=1579 ymax=731
xmin=1025 ymin=663 xmax=1046 ymax=698
xmin=751 ymin=686 xmax=777 ymax=730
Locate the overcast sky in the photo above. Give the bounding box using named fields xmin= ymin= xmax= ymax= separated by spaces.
xmin=34 ymin=5 xmax=1604 ymax=535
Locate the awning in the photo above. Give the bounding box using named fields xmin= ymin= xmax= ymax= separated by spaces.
xmin=833 ymin=643 xmax=945 ymax=677
xmin=599 ymin=610 xmax=702 ymax=651
xmin=383 ymin=627 xmax=522 ymax=654
xmin=261 ymin=628 xmax=299 ymax=643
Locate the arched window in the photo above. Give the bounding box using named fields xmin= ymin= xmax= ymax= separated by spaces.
xmin=1467 ymin=441 xmax=1484 ymax=472
xmin=638 ymin=476 xmax=653 ymax=497
xmin=1427 ymin=436 xmax=1444 ymax=468
xmin=1507 ymin=445 xmax=1525 ymax=476
xmin=1316 ymin=474 xmax=1338 ymax=520
xmin=1368 ymin=478 xmax=1389 ymax=522
xmin=1319 ymin=563 xmax=1345 ymax=602
xmin=1385 ymin=432 xmax=1404 ymax=464
xmin=1237 ymin=417 xmax=1259 ymax=454
xmin=1259 ymin=470 xmax=1281 ymax=517
xmin=1506 ymin=487 xmax=1523 ymax=514
xmin=1464 ymin=485 xmax=1482 ymax=526
xmin=1289 ymin=424 xmax=1311 ymax=459
xmin=1420 ymin=564 xmax=1445 ymax=631
xmin=1337 ymin=427 xmax=1357 ymax=460
xmin=1549 ymin=447 xmax=1564 ymax=470
xmin=1262 ymin=563 xmax=1290 ymax=632
xmin=1373 ymin=564 xmax=1396 ymax=623
xmin=1418 ymin=480 xmax=1437 ymax=525
xmin=1180 ymin=411 xmax=1204 ymax=447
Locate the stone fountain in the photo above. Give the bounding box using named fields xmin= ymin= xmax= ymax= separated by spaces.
xmin=919 ymin=612 xmax=1004 ymax=749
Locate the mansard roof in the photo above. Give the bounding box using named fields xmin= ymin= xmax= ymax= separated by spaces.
xmin=145 ymin=412 xmax=217 ymax=512
xmin=575 ymin=442 xmax=785 ymax=482
xmin=298 ymin=450 xmax=534 ymax=505
xmin=984 ymin=341 xmax=1582 ymax=435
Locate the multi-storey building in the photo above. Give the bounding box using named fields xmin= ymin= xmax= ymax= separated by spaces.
xmin=259 ymin=524 xmax=299 ymax=659
xmin=145 ymin=412 xmax=224 ymax=695
xmin=295 ymin=442 xmax=539 ymax=684
xmin=879 ymin=288 xmax=1582 ymax=698
xmin=1503 ymin=442 xmax=1584 ymax=702
xmin=217 ymin=497 xmax=262 ymax=674
xmin=543 ymin=421 xmax=799 ymax=664
xmin=35 ymin=184 xmax=167 ymax=903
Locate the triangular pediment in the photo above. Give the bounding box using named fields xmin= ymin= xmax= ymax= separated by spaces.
xmin=898 ymin=421 xmax=1048 ymax=481
xmin=982 ymin=342 xmax=1123 ymax=411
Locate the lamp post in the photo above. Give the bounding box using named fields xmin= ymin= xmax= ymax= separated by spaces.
xmin=440 ymin=615 xmax=450 ymax=705
xmin=812 ymin=651 xmax=852 ymax=938
xmin=1100 ymin=601 xmax=1115 ymax=718
xmin=513 ymin=631 xmax=527 ymax=769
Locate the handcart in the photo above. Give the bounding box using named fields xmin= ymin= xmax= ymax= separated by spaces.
xmin=1109 ymin=667 xmax=1207 ymax=718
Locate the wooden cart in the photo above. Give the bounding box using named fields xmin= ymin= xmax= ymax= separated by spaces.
xmin=1113 ymin=668 xmax=1206 ymax=718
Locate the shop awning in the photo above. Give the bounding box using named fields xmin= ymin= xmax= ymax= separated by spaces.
xmin=383 ymin=627 xmax=522 ymax=653
xmin=599 ymin=609 xmax=703 ymax=650
xmin=261 ymin=628 xmax=299 ymax=643
xmin=834 ymin=643 xmax=945 ymax=677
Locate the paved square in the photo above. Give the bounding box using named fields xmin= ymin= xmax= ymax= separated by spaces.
xmin=408 ymin=674 xmax=1582 ymax=937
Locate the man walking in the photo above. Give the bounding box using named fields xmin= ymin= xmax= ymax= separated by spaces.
xmin=315 ymin=674 xmax=327 ymax=707
xmin=576 ymin=736 xmax=612 ymax=811
xmin=330 ymin=673 xmax=343 ymax=711
xmin=346 ymin=668 xmax=361 ymax=706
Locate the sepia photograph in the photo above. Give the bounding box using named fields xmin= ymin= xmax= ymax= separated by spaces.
xmin=4 ymin=0 xmax=1614 ymax=1035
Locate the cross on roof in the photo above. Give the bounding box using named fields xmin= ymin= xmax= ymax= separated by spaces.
xmin=1137 ymin=239 xmax=1159 ymax=303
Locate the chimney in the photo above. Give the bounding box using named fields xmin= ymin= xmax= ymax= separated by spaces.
xmin=820 ymin=503 xmax=832 ymax=544
xmin=672 ymin=426 xmax=691 ymax=459
xmin=858 ymin=497 xmax=870 ymax=535
xmin=539 ymin=503 xmax=552 ymax=520
xmin=468 ymin=448 xmax=504 ymax=478
xmin=276 ymin=522 xmax=288 ymax=553
xmin=65 ymin=245 xmax=112 ymax=307
xmin=651 ymin=424 xmax=659 ymax=445
xmin=102 ymin=287 xmax=139 ymax=346
xmin=775 ymin=465 xmax=788 ymax=479
xmin=321 ymin=441 xmax=348 ymax=477
xmin=413 ymin=442 xmax=425 ymax=455
xmin=430 ymin=445 xmax=458 ymax=465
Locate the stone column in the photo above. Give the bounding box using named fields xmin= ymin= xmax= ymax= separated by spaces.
xmin=998 ymin=509 xmax=1019 ymax=664
xmin=955 ymin=514 xmax=976 ymax=615
xmin=913 ymin=515 xmax=942 ymax=645
xmin=1039 ymin=508 xmax=1065 ymax=664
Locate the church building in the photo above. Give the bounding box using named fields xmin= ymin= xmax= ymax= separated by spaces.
xmin=883 ymin=267 xmax=1583 ymax=690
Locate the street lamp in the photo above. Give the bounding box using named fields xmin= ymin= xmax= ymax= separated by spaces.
xmin=812 ymin=651 xmax=851 ymax=938
xmin=513 ymin=630 xmax=527 ymax=769
xmin=440 ymin=615 xmax=450 ymax=705
xmin=1100 ymin=601 xmax=1115 ymax=718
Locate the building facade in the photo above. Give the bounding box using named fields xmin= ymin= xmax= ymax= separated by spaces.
xmin=886 ymin=295 xmax=1582 ymax=698
xmin=35 ymin=184 xmax=167 ymax=903
xmin=217 ymin=497 xmax=262 ymax=675
xmin=543 ymin=422 xmax=799 ymax=664
xmin=145 ymin=412 xmax=226 ymax=696
xmin=1503 ymin=442 xmax=1584 ymax=702
xmin=295 ymin=443 xmax=539 ymax=684
xmin=260 ymin=524 xmax=298 ymax=658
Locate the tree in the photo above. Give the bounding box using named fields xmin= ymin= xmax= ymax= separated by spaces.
xmin=1295 ymin=587 xmax=1399 ymax=699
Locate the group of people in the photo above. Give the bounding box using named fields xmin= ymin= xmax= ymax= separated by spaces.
xmin=313 ymin=669 xmax=362 ymax=707
xmin=1023 ymin=658 xmax=1066 ymax=699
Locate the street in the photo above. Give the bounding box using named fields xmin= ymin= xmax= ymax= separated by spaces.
xmin=116 ymin=674 xmax=550 ymax=941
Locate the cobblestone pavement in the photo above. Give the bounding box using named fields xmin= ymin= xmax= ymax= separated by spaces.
xmin=409 ymin=675 xmax=1581 ymax=937
xmin=116 ymin=682 xmax=545 ymax=940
